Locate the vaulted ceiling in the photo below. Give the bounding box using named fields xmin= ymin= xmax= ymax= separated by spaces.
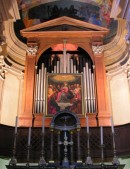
xmin=0 ymin=0 xmax=129 ymax=73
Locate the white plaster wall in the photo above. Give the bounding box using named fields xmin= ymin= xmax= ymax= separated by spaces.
xmin=119 ymin=158 xmax=130 ymax=169
xmin=110 ymin=72 xmax=130 ymax=125
xmin=0 ymin=158 xmax=10 ymax=169
xmin=0 ymin=73 xmax=20 ymax=126
xmin=0 ymin=80 xmax=4 ymax=121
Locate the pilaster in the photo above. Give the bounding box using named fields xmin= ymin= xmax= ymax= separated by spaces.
xmin=92 ymin=44 xmax=110 ymax=126
xmin=19 ymin=41 xmax=38 ymax=127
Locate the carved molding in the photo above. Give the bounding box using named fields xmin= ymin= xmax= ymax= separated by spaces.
xmin=123 ymin=60 xmax=130 ymax=80
xmin=104 ymin=19 xmax=128 ymax=69
xmin=0 ymin=53 xmax=24 ymax=80
xmin=0 ymin=0 xmax=20 ymax=21
xmin=4 ymin=21 xmax=26 ymax=65
xmin=125 ymin=21 xmax=130 ymax=44
xmin=0 ymin=55 xmax=6 ymax=80
xmin=0 ymin=1 xmax=128 ymax=72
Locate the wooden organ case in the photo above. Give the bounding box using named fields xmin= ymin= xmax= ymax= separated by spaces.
xmin=19 ymin=16 xmax=111 ymax=127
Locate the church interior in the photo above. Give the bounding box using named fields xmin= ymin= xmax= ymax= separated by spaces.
xmin=0 ymin=0 xmax=130 ymax=169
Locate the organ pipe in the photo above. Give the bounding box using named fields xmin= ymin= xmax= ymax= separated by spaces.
xmin=57 ymin=60 xmax=60 ymax=73
xmin=83 ymin=67 xmax=88 ymax=113
xmin=70 ymin=58 xmax=74 ymax=73
xmin=89 ymin=69 xmax=93 ymax=112
xmin=86 ymin=63 xmax=91 ymax=113
xmin=43 ymin=67 xmax=46 ymax=114
xmin=60 ymin=55 xmax=63 ymax=73
xmin=63 ymin=40 xmax=67 ymax=73
xmin=92 ymin=73 xmax=96 ymax=112
xmin=67 ymin=53 xmax=70 ymax=73
xmin=34 ymin=50 xmax=97 ymax=114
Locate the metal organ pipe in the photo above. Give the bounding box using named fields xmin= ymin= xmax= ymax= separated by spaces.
xmin=60 ymin=54 xmax=63 ymax=73
xmin=37 ymin=69 xmax=41 ymax=113
xmin=92 ymin=65 xmax=97 ymax=112
xmin=91 ymin=73 xmax=96 ymax=112
xmin=70 ymin=58 xmax=74 ymax=73
xmin=86 ymin=62 xmax=91 ymax=113
xmin=57 ymin=60 xmax=60 ymax=73
xmin=73 ymin=57 xmax=77 ymax=74
xmin=83 ymin=67 xmax=88 ymax=113
xmin=63 ymin=40 xmax=67 ymax=73
xmin=89 ymin=68 xmax=93 ymax=113
xmin=67 ymin=53 xmax=70 ymax=73
xmin=34 ymin=50 xmax=97 ymax=114
xmin=40 ymin=63 xmax=44 ymax=113
xmin=34 ymin=73 xmax=39 ymax=113
xmin=43 ymin=67 xmax=46 ymax=114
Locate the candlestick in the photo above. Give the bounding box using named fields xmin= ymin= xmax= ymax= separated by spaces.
xmin=100 ymin=126 xmax=103 ymax=145
xmin=110 ymin=116 xmax=114 ymax=133
xmin=15 ymin=116 xmax=18 ymax=134
xmin=42 ymin=116 xmax=45 ymax=134
xmin=28 ymin=127 xmax=31 ymax=146
xmin=86 ymin=116 xmax=89 ymax=134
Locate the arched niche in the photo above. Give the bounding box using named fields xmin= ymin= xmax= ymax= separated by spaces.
xmin=50 ymin=109 xmax=80 ymax=130
xmin=49 ymin=109 xmax=81 ymax=166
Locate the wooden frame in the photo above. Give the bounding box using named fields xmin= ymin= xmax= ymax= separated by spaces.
xmin=46 ymin=73 xmax=84 ymax=117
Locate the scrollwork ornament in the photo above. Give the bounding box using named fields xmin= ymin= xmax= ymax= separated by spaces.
xmin=0 ymin=55 xmax=6 ymax=80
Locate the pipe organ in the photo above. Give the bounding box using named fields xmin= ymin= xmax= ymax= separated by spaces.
xmin=34 ymin=48 xmax=97 ymax=114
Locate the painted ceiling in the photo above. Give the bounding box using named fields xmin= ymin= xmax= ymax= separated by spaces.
xmin=15 ymin=0 xmax=117 ymax=44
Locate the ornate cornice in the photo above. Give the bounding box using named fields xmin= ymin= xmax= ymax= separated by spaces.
xmin=4 ymin=21 xmax=26 ymax=65
xmin=0 ymin=2 xmax=129 ymax=74
xmin=104 ymin=19 xmax=128 ymax=70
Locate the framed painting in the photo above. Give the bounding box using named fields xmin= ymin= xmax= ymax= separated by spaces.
xmin=46 ymin=74 xmax=84 ymax=117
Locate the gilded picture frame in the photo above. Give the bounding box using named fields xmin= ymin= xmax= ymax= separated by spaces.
xmin=46 ymin=73 xmax=84 ymax=117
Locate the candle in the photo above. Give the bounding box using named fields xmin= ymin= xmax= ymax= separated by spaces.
xmin=86 ymin=116 xmax=89 ymax=134
xmin=110 ymin=116 xmax=114 ymax=133
xmin=100 ymin=126 xmax=103 ymax=145
xmin=42 ymin=116 xmax=45 ymax=134
xmin=15 ymin=116 xmax=18 ymax=134
xmin=28 ymin=127 xmax=31 ymax=146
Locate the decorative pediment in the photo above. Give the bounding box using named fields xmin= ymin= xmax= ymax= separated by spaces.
xmin=20 ymin=16 xmax=109 ymax=37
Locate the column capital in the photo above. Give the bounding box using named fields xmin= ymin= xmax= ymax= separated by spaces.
xmin=26 ymin=45 xmax=38 ymax=56
xmin=92 ymin=45 xmax=104 ymax=55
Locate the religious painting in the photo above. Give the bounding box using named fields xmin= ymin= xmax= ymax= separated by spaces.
xmin=46 ymin=74 xmax=84 ymax=117
xmin=16 ymin=0 xmax=117 ymax=44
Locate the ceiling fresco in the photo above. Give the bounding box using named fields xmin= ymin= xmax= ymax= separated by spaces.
xmin=15 ymin=0 xmax=117 ymax=44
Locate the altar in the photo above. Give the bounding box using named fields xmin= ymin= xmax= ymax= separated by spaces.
xmin=6 ymin=164 xmax=125 ymax=169
xmin=6 ymin=110 xmax=125 ymax=169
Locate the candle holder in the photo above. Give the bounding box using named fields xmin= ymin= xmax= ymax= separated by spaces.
xmin=112 ymin=133 xmax=120 ymax=165
xmin=26 ymin=145 xmax=31 ymax=167
xmin=9 ymin=133 xmax=17 ymax=166
xmin=39 ymin=133 xmax=46 ymax=166
xmin=100 ymin=144 xmax=105 ymax=165
xmin=85 ymin=133 xmax=93 ymax=165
